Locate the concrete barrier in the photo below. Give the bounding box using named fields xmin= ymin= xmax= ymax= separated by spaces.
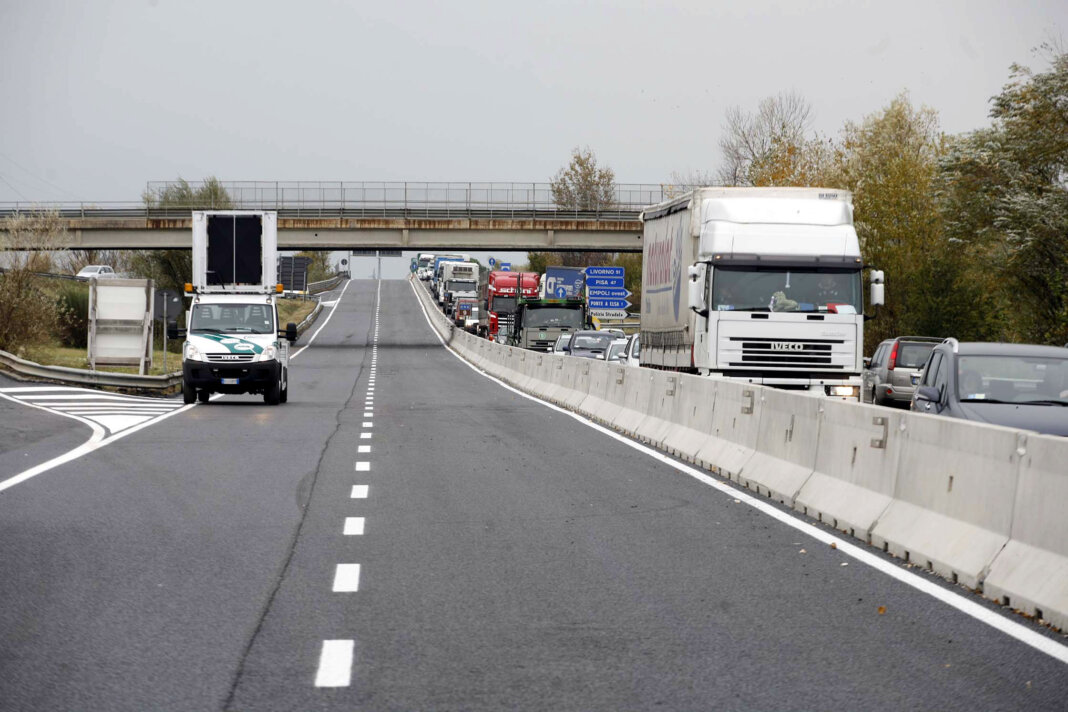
xmin=870 ymin=415 xmax=1022 ymax=590
xmin=634 ymin=371 xmax=681 ymax=448
xmin=542 ymin=354 xmax=569 ymax=405
xmin=557 ymin=357 xmax=592 ymax=411
xmin=526 ymin=352 xmax=554 ymax=398
xmin=577 ymin=360 xmax=616 ymax=424
xmin=660 ymin=375 xmax=718 ymax=464
xmin=737 ymin=389 xmax=821 ymax=505
xmin=793 ymin=399 xmax=902 ymax=540
xmin=984 ymin=433 xmax=1068 ymax=630
xmin=614 ymin=368 xmax=656 ymax=437
xmin=695 ymin=380 xmax=763 ymax=479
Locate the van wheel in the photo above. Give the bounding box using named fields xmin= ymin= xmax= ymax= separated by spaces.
xmin=183 ymin=381 xmax=196 ymax=404
xmin=279 ymin=368 xmax=288 ymax=404
xmin=197 ymin=390 xmax=210 ymax=404
xmin=264 ymin=375 xmax=281 ymax=405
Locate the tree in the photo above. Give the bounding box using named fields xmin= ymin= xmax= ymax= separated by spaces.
xmin=547 ymin=147 xmax=618 ymax=268
xmin=297 ymin=251 xmax=332 ymax=282
xmin=948 ymin=48 xmax=1068 ymax=343
xmin=718 ymin=91 xmax=832 ymax=187
xmin=831 ymin=92 xmax=951 ymax=350
xmin=0 ymin=210 xmax=68 ymax=352
xmin=132 ymin=177 xmax=233 ymax=292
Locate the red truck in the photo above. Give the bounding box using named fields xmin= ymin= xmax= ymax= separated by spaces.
xmin=479 ymin=270 xmax=539 ymax=342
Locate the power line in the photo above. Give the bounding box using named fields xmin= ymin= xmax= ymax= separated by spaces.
xmin=0 ymin=151 xmax=77 ymax=199
xmin=0 ymin=172 xmax=28 ymax=200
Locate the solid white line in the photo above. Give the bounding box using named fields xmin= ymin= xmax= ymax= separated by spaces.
xmin=408 ymin=278 xmax=1068 ymax=667
xmin=292 ymin=278 xmax=353 ymax=361
xmin=359 ymin=433 xmax=371 ymax=440
xmin=314 ymin=640 xmax=354 ymax=687
xmin=355 ymin=461 xmax=370 ymax=472
xmin=333 ymin=563 xmax=361 ymax=592
xmin=344 ymin=517 xmax=365 ymax=535
xmin=351 ymin=485 xmax=369 ymax=499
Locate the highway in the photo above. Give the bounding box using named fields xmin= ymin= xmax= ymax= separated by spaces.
xmin=1 ymin=278 xmax=1065 ymax=711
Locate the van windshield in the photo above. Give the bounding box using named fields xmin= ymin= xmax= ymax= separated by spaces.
xmin=711 ymin=266 xmax=863 ymax=313
xmin=190 ymin=303 xmax=276 ymax=334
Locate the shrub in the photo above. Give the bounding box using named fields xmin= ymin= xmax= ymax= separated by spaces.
xmin=55 ymin=282 xmax=90 ymax=348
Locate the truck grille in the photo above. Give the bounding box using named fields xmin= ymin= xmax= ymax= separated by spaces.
xmin=727 ymin=337 xmax=844 ymax=369
xmin=205 ymin=353 xmax=256 ymax=363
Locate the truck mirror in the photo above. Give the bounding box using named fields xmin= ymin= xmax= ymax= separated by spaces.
xmin=285 ymin=322 xmax=298 ymax=343
xmin=688 ymin=262 xmax=708 ymax=315
xmin=870 ymin=283 xmax=885 ymax=307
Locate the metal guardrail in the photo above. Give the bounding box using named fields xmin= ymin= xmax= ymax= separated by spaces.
xmin=308 ymin=274 xmax=344 ymax=294
xmin=0 ymin=349 xmax=182 ymax=391
xmin=295 ymin=302 xmax=323 ymax=335
xmin=0 ymin=181 xmax=699 ymax=221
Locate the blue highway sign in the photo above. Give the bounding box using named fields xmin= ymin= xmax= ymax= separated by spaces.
xmin=488 ymin=257 xmax=496 ymax=267
xmin=587 ymin=288 xmax=632 ymax=299
xmin=587 ymin=277 xmax=624 ymax=289
xmin=588 ymin=298 xmax=631 ymax=310
xmin=500 ymin=263 xmax=511 ymax=271
xmin=585 ymin=266 xmax=624 ymax=278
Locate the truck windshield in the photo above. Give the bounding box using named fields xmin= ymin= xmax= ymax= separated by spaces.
xmin=447 ymin=279 xmax=477 ymax=293
xmin=190 ymin=303 xmax=275 ymax=334
xmin=523 ymin=307 xmax=584 ymax=329
xmin=491 ymin=296 xmax=517 ymax=314
xmin=711 ymin=266 xmax=862 ymax=313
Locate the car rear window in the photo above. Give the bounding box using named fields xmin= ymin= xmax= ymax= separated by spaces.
xmin=897 ymin=342 xmax=935 ymax=369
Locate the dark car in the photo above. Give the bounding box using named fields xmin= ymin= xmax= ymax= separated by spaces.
xmin=863 ymin=336 xmax=941 ymax=407
xmin=911 ymin=339 xmax=1068 ymax=436
xmin=567 ymin=330 xmax=617 ymax=359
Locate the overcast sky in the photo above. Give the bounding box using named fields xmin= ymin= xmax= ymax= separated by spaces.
xmin=1 ymin=0 xmax=1064 ymax=207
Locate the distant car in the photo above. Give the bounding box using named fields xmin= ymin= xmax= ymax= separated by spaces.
xmin=551 ymin=334 xmax=572 ymax=355
xmin=619 ymin=333 xmax=641 ymax=367
xmin=602 ymin=338 xmax=629 ymax=362
xmin=75 ymin=265 xmax=115 ymax=280
xmin=568 ymin=330 xmax=617 ymax=359
xmin=863 ymin=336 xmax=941 ymax=407
xmin=911 ymin=339 xmax=1068 ymax=436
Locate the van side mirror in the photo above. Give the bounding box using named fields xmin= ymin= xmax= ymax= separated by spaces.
xmin=285 ymin=322 xmax=298 ymax=343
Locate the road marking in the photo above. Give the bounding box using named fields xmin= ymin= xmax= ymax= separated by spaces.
xmin=363 ymin=411 xmax=373 ymax=417
xmin=358 ymin=445 xmax=370 ymax=453
xmin=351 ymin=485 xmax=369 ymax=498
xmin=409 ymin=278 xmax=1068 ymax=667
xmin=359 ymin=432 xmax=371 ymax=440
xmin=333 ymin=564 xmax=361 ymax=592
xmin=292 ymin=278 xmax=353 ymax=361
xmin=355 ymin=461 xmax=370 ymax=472
xmin=314 ymin=640 xmax=354 ymax=687
xmin=343 ymin=517 xmax=365 ymax=535
xmin=362 ymin=421 xmax=373 ymax=428
xmin=0 ymin=386 xmax=185 ymax=439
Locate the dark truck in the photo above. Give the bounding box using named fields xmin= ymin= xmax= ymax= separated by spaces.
xmin=507 ymin=297 xmax=587 ymax=351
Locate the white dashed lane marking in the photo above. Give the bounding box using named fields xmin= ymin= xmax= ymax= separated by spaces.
xmin=314 ymin=640 xmax=355 ymax=687
xmin=343 ymin=517 xmax=365 ymax=536
xmin=351 ymin=485 xmax=369 ymax=499
xmin=332 ymin=564 xmax=361 ymax=592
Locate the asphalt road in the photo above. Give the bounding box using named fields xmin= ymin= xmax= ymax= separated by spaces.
xmin=0 ymin=278 xmax=1065 ymax=711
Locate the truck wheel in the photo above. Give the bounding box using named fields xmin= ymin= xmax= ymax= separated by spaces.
xmin=279 ymin=368 xmax=289 ymax=404
xmin=197 ymin=390 xmax=210 ymax=404
xmin=264 ymin=375 xmax=281 ymax=405
xmin=183 ymin=380 xmax=196 ymax=404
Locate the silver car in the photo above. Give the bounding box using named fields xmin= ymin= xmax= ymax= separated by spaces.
xmin=863 ymin=336 xmax=940 ymax=407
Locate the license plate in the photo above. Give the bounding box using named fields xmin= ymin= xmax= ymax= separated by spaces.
xmin=221 ymin=378 xmax=239 ymax=385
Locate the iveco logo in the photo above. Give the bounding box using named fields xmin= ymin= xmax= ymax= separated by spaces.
xmin=219 ymin=354 xmax=242 ymax=360
xmin=770 ymin=342 xmax=804 ymax=351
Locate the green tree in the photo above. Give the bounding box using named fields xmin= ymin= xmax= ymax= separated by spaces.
xmin=940 ymin=48 xmax=1068 ymax=344
xmin=830 ymin=92 xmax=960 ymax=350
xmin=0 ymin=210 xmax=68 ymax=352
xmin=545 ymin=147 xmax=618 ymax=269
xmin=132 ymin=177 xmax=233 ymax=292
xmin=297 ymin=251 xmax=332 ymax=282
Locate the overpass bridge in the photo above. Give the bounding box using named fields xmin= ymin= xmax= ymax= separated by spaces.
xmin=0 ymin=181 xmax=693 ymax=251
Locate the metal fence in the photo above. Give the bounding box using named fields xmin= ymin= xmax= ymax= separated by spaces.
xmin=0 ymin=181 xmax=699 ymax=221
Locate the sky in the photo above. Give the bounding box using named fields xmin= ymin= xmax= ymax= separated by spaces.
xmin=2 ymin=0 xmax=1065 ymax=277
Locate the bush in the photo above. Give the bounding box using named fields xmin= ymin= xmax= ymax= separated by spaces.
xmin=55 ymin=282 xmax=90 ymax=348
xmin=0 ymin=273 xmax=59 ymax=354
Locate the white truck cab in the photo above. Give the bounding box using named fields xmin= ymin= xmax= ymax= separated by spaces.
xmin=168 ymin=211 xmax=298 ymax=405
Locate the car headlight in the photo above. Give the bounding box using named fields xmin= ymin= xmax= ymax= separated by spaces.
xmin=184 ymin=342 xmax=203 ymax=361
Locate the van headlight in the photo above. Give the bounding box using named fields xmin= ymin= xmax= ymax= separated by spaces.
xmin=184 ymin=343 xmax=204 ymax=361
xmin=261 ymin=345 xmax=277 ymax=361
